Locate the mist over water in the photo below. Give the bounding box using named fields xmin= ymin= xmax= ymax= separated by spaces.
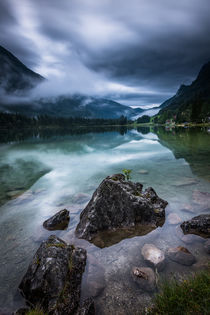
xmin=0 ymin=127 xmax=209 ymax=313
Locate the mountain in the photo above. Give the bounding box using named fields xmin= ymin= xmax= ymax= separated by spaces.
xmin=0 ymin=45 xmax=144 ymax=119
xmin=0 ymin=94 xmax=143 ymax=119
xmin=158 ymin=61 xmax=210 ymax=123
xmin=0 ymin=45 xmax=44 ymax=94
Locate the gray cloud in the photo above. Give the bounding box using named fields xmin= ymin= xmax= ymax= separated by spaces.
xmin=0 ymin=0 xmax=210 ymax=106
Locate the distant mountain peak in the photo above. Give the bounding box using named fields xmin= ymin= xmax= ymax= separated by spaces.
xmin=159 ymin=60 xmax=210 ymax=122
xmin=194 ymin=60 xmax=210 ymax=83
xmin=0 ymin=45 xmax=44 ymax=94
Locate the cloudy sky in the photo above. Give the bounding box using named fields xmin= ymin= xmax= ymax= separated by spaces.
xmin=1 ymin=0 xmax=210 ymax=107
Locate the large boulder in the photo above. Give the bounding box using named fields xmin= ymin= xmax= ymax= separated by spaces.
xmin=75 ymin=174 xmax=167 ymax=244
xmin=43 ymin=209 xmax=70 ymax=230
xmin=19 ymin=235 xmax=88 ymax=315
xmin=180 ymin=214 xmax=210 ymax=238
xmin=167 ymin=246 xmax=196 ymax=266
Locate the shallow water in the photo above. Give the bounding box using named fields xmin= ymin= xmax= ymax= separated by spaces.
xmin=0 ymin=126 xmax=209 ymax=314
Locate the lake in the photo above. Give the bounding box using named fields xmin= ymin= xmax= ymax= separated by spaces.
xmin=0 ymin=126 xmax=209 ymax=314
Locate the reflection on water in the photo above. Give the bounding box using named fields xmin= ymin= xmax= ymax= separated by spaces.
xmin=88 ymin=224 xmax=160 ymax=248
xmin=0 ymin=126 xmax=209 ymax=314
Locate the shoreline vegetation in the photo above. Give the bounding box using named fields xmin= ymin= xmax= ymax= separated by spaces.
xmin=0 ymin=112 xmax=210 ymax=130
xmin=148 ymin=268 xmax=210 ymax=315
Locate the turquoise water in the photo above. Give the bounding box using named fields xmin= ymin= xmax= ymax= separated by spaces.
xmin=0 ymin=127 xmax=209 ymax=314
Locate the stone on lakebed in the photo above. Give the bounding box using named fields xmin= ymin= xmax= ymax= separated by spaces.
xmin=168 ymin=213 xmax=182 ymax=225
xmin=141 ymin=243 xmax=165 ymax=271
xmin=132 ymin=267 xmax=156 ymax=292
xmin=167 ymin=246 xmax=196 ymax=266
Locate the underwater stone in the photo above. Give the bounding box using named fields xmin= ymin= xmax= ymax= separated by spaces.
xmin=167 ymin=246 xmax=196 ymax=265
xmin=141 ymin=244 xmax=165 ymax=271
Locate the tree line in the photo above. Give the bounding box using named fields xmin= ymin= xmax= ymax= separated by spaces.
xmin=0 ymin=112 xmax=132 ymax=129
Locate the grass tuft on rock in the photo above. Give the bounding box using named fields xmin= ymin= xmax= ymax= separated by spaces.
xmin=148 ymin=269 xmax=210 ymax=315
xmin=26 ymin=307 xmax=47 ymax=315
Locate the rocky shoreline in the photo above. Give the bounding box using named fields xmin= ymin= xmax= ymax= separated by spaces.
xmin=12 ymin=174 xmax=209 ymax=315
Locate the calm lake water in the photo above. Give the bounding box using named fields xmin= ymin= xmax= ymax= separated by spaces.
xmin=0 ymin=126 xmax=209 ymax=314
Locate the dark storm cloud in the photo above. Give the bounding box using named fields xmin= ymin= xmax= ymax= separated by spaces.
xmin=0 ymin=0 xmax=210 ymax=106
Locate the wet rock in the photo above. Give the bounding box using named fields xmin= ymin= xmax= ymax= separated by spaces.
xmin=138 ymin=169 xmax=149 ymax=174
xmin=141 ymin=244 xmax=165 ymax=271
xmin=19 ymin=235 xmax=87 ymax=315
xmin=193 ymin=190 xmax=210 ymax=208
xmin=167 ymin=246 xmax=196 ymax=266
xmin=168 ymin=213 xmax=182 ymax=225
xmin=13 ymin=308 xmax=30 ymax=315
xmin=204 ymin=239 xmax=210 ymax=254
xmin=176 ymin=226 xmax=203 ymax=244
xmin=180 ymin=214 xmax=210 ymax=238
xmin=43 ymin=209 xmax=70 ymax=230
xmin=76 ymin=174 xmax=167 ymax=243
xmin=0 ymin=309 xmax=11 ymax=315
xmin=76 ymin=298 xmax=95 ymax=315
xmin=132 ymin=267 xmax=156 ymax=292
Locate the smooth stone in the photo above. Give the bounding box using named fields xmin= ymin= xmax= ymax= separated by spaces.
xmin=43 ymin=209 xmax=70 ymax=230
xmin=138 ymin=169 xmax=149 ymax=174
xmin=141 ymin=244 xmax=165 ymax=271
xmin=168 ymin=213 xmax=182 ymax=225
xmin=204 ymin=239 xmax=210 ymax=254
xmin=167 ymin=246 xmax=196 ymax=266
xmin=180 ymin=214 xmax=210 ymax=238
xmin=132 ymin=267 xmax=156 ymax=292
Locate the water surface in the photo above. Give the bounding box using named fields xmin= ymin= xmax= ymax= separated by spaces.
xmin=0 ymin=126 xmax=209 ymax=314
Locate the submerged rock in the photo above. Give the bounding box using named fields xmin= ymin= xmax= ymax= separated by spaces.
xmin=19 ymin=235 xmax=87 ymax=315
xmin=132 ymin=267 xmax=156 ymax=292
xmin=180 ymin=204 xmax=195 ymax=214
xmin=204 ymin=239 xmax=210 ymax=254
xmin=176 ymin=226 xmax=203 ymax=244
xmin=43 ymin=209 xmax=70 ymax=230
xmin=172 ymin=177 xmax=198 ymax=187
xmin=84 ymin=255 xmax=106 ymax=297
xmin=141 ymin=244 xmax=165 ymax=271
xmin=168 ymin=213 xmax=182 ymax=225
xmin=193 ymin=190 xmax=210 ymax=209
xmin=138 ymin=169 xmax=149 ymax=175
xmin=75 ymin=174 xmax=167 ymax=245
xmin=180 ymin=214 xmax=210 ymax=238
xmin=167 ymin=246 xmax=196 ymax=266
